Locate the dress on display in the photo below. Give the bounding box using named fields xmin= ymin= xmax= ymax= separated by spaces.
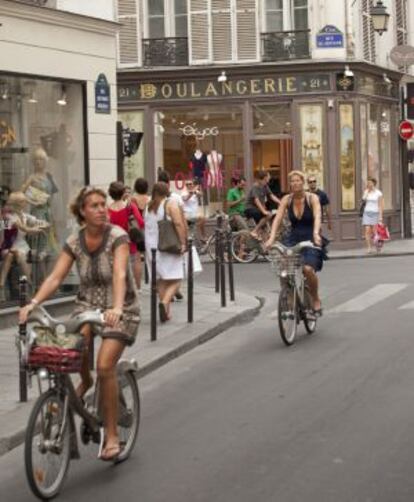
xmin=206 ymin=151 xmax=223 ymax=188
xmin=190 ymin=152 xmax=207 ymax=182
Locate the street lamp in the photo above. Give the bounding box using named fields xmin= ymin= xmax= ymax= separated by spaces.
xmin=371 ymin=0 xmax=390 ymax=36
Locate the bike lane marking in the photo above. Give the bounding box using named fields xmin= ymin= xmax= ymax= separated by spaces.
xmin=327 ymin=284 xmax=408 ymax=314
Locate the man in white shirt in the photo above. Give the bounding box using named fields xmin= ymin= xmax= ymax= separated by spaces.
xmin=181 ymin=179 xmax=207 ymax=242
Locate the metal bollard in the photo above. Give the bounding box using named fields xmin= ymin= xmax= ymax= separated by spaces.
xmin=215 ymin=215 xmax=223 ymax=293
xmin=226 ymin=229 xmax=235 ymax=302
xmin=187 ymin=239 xmax=194 ymax=323
xmin=150 ymin=248 xmax=157 ymax=342
xmin=144 ymin=255 xmax=149 ymax=285
xmin=18 ymin=276 xmax=28 ymax=402
xmin=219 ymin=226 xmax=226 ymax=308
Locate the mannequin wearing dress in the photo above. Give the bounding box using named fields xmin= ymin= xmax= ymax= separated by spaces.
xmin=190 ymin=149 xmax=207 ymax=183
xmin=206 ymin=150 xmax=224 ymax=189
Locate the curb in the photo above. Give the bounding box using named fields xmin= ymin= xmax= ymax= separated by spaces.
xmin=329 ymin=251 xmax=414 ymax=261
xmin=0 ymin=296 xmax=265 ymax=458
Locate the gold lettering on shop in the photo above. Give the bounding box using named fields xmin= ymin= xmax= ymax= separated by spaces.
xmin=190 ymin=83 xmax=201 ymax=97
xmin=177 ymin=83 xmax=188 ymax=98
xmin=278 ymin=78 xmax=284 ymax=93
xmin=140 ymin=84 xmax=157 ymax=99
xmin=286 ymin=77 xmax=297 ymax=92
xmin=221 ymin=81 xmax=233 ymax=95
xmin=250 ymin=80 xmax=262 ymax=94
xmin=205 ymin=82 xmax=219 ymax=96
xmin=236 ymin=80 xmax=248 ymax=95
xmin=264 ymin=79 xmax=275 ymax=93
xmin=161 ymin=84 xmax=173 ymax=98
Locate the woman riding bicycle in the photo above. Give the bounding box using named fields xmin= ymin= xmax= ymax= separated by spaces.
xmin=265 ymin=170 xmax=325 ymax=316
xmin=19 ymin=186 xmax=140 ymax=461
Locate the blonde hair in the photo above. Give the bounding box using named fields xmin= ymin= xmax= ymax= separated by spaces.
xmin=7 ymin=191 xmax=28 ymax=208
xmin=288 ymin=170 xmax=305 ymax=183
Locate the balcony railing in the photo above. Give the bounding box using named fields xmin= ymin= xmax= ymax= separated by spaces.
xmin=143 ymin=37 xmax=189 ymax=67
xmin=261 ymin=30 xmax=311 ymax=62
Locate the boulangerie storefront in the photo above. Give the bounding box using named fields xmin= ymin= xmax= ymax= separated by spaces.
xmin=118 ymin=60 xmax=403 ymax=248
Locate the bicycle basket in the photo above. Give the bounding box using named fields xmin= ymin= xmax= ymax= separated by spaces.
xmin=270 ymin=252 xmax=302 ymax=278
xmin=27 ymin=326 xmax=85 ymax=373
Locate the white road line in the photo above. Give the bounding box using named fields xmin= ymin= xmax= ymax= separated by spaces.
xmin=399 ymin=300 xmax=414 ymax=310
xmin=328 ymin=284 xmax=408 ymax=314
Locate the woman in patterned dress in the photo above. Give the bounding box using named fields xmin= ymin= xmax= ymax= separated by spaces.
xmin=19 ymin=186 xmax=140 ymax=461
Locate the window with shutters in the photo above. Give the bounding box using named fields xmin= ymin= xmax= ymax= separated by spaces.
xmin=143 ymin=0 xmax=188 ymax=38
xmin=264 ymin=0 xmax=308 ymax=31
xmin=361 ymin=0 xmax=376 ymax=63
xmin=396 ymin=0 xmax=408 ymax=46
xmin=116 ymin=0 xmax=142 ymax=68
xmin=189 ymin=0 xmax=259 ymax=65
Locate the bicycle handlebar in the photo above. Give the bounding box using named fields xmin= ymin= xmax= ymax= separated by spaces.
xmin=270 ymin=240 xmax=321 ymax=255
xmin=27 ymin=305 xmax=105 ymax=333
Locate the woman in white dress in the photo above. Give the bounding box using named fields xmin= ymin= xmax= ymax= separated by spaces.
xmin=362 ymin=177 xmax=384 ymax=254
xmin=145 ymin=182 xmax=187 ymax=322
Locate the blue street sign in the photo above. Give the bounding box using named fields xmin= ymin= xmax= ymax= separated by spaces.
xmin=95 ymin=73 xmax=111 ymax=114
xmin=316 ymin=25 xmax=344 ymax=49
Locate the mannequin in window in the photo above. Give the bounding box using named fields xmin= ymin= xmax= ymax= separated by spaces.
xmin=0 ymin=192 xmax=49 ymax=300
xmin=190 ymin=144 xmax=207 ymax=184
xmin=206 ymin=150 xmax=224 ymax=189
xmin=21 ymin=147 xmax=59 ymax=260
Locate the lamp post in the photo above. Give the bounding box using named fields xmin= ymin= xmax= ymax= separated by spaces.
xmin=371 ymin=0 xmax=390 ymax=36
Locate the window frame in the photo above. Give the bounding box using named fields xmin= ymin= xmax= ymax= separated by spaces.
xmin=262 ymin=0 xmax=308 ymax=33
xmin=143 ymin=0 xmax=188 ymax=39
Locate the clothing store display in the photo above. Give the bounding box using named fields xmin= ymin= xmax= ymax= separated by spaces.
xmin=206 ymin=150 xmax=223 ymax=188
xmin=190 ymin=150 xmax=207 ymax=182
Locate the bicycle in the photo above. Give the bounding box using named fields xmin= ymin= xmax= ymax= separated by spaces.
xmin=18 ymin=305 xmax=140 ymax=500
xmin=269 ymin=241 xmax=319 ymax=346
xmin=188 ymin=213 xmax=233 ymax=262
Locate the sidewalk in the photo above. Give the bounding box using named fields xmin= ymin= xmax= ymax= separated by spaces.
xmin=0 ymin=284 xmax=262 ymax=457
xmin=329 ymin=238 xmax=414 ymax=260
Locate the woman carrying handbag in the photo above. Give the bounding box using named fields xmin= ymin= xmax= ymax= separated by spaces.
xmin=361 ymin=177 xmax=384 ymax=254
xmin=144 ymin=183 xmax=187 ymax=322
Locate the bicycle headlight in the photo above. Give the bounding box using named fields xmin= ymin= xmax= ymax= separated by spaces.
xmin=38 ymin=368 xmax=49 ymax=380
xmin=286 ymin=249 xmax=293 ymax=256
xmin=280 ymin=270 xmax=288 ymax=278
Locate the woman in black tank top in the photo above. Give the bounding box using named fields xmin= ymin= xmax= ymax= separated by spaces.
xmin=265 ymin=171 xmax=325 ymax=315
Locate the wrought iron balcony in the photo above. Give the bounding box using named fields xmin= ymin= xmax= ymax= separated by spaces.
xmin=261 ymin=30 xmax=311 ymax=62
xmin=143 ymin=37 xmax=189 ymax=67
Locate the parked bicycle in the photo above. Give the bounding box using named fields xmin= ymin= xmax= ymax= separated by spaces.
xmin=18 ymin=305 xmax=140 ymax=500
xmin=269 ymin=241 xmax=319 ymax=346
xmin=188 ymin=212 xmax=232 ymax=262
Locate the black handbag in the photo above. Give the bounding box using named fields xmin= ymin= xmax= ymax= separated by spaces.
xmin=158 ymin=200 xmax=182 ymax=254
xmin=359 ymin=199 xmax=366 ymax=218
xmin=127 ymin=203 xmax=145 ymax=246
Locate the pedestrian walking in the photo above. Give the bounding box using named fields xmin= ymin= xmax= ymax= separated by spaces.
xmin=144 ymin=182 xmax=186 ymax=322
xmin=108 ymin=181 xmax=145 ymax=288
xmin=361 ymin=177 xmax=384 ymax=254
xmin=307 ymin=176 xmax=332 ymax=231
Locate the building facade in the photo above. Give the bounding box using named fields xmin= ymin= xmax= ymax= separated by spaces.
xmin=116 ymin=0 xmax=413 ymax=247
xmin=0 ymin=0 xmax=118 ymax=307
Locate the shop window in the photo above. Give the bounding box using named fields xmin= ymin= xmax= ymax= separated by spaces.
xmin=367 ymin=103 xmax=380 ymax=185
xmin=360 ymin=103 xmax=368 ymax=191
xmin=154 ymin=106 xmax=244 ymax=214
xmin=118 ymin=111 xmax=145 ymax=189
xmin=252 ymin=104 xmax=292 ymax=136
xmin=380 ymin=107 xmax=392 ymax=209
xmin=0 ymin=76 xmax=85 ymax=305
xmin=299 ymin=104 xmax=324 ymax=189
xmin=339 ymin=104 xmax=356 ymax=211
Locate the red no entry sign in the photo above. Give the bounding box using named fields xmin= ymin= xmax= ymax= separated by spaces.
xmin=399 ymin=120 xmax=414 ymax=140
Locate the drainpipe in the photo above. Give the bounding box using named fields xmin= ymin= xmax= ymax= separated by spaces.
xmin=345 ymin=0 xmax=355 ymax=59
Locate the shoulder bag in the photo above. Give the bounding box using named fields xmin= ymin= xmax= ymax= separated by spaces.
xmin=127 ymin=203 xmax=145 ymax=247
xmin=158 ymin=200 xmax=182 ymax=254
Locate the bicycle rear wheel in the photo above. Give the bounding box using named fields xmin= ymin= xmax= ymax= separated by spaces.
xmin=303 ymin=286 xmax=317 ymax=334
xmin=25 ymin=389 xmax=70 ymax=500
xmin=116 ymin=370 xmax=140 ymax=463
xmin=278 ymin=285 xmax=298 ymax=346
xmin=231 ymin=231 xmax=259 ymax=264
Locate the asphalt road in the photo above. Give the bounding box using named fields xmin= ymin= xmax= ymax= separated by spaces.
xmin=2 ymin=256 xmax=414 ymax=502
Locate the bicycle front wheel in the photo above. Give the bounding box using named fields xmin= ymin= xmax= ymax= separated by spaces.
xmin=25 ymin=389 xmax=71 ymax=500
xmin=278 ymin=284 xmax=298 ymax=346
xmin=116 ymin=370 xmax=140 ymax=463
xmin=231 ymin=232 xmax=259 ymax=264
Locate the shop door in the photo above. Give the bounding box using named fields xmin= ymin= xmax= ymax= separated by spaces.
xmin=251 ymin=139 xmax=293 ymax=196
